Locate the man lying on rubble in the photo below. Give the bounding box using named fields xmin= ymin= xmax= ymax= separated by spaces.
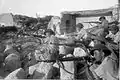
xmin=89 ymin=44 xmax=118 ymax=80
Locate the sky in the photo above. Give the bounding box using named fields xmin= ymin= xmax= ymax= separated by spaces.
xmin=0 ymin=0 xmax=118 ymax=17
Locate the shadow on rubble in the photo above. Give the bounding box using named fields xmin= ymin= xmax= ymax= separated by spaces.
xmin=0 ymin=64 xmax=10 ymax=79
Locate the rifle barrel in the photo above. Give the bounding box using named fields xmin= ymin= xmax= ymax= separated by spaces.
xmin=83 ymin=21 xmax=101 ymax=24
xmin=37 ymin=57 xmax=86 ymax=63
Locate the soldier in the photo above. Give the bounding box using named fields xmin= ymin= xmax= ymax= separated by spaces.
xmin=75 ymin=23 xmax=88 ymax=41
xmin=99 ymin=16 xmax=109 ymax=29
xmin=90 ymin=44 xmax=118 ymax=80
xmin=91 ymin=35 xmax=118 ymax=62
xmin=108 ymin=25 xmax=120 ymax=44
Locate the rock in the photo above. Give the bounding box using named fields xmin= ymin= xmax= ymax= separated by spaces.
xmin=4 ymin=54 xmax=21 ymax=72
xmin=4 ymin=68 xmax=26 ymax=80
xmin=60 ymin=54 xmax=74 ymax=79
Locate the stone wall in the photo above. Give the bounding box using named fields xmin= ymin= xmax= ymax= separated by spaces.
xmin=60 ymin=14 xmax=76 ymax=34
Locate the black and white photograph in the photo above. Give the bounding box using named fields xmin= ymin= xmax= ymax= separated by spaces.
xmin=0 ymin=0 xmax=119 ymax=80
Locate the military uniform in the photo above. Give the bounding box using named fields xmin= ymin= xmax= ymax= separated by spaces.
xmin=113 ymin=31 xmax=120 ymax=43
xmin=76 ymin=29 xmax=88 ymax=40
xmin=94 ymin=55 xmax=118 ymax=80
xmin=99 ymin=20 xmax=109 ymax=29
xmin=90 ymin=44 xmax=118 ymax=80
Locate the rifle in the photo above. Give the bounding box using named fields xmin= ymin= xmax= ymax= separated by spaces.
xmin=37 ymin=56 xmax=87 ymax=63
xmin=83 ymin=21 xmax=101 ymax=24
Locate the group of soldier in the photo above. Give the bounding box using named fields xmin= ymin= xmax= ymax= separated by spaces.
xmin=0 ymin=16 xmax=119 ymax=80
